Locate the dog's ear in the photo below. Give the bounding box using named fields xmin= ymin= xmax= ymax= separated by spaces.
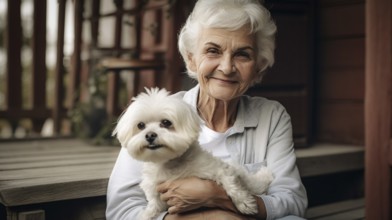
xmin=176 ymin=100 xmax=201 ymax=138
xmin=112 ymin=103 xmax=138 ymax=145
xmin=113 ymin=89 xmax=152 ymax=145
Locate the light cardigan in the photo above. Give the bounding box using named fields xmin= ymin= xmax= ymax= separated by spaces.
xmin=106 ymin=85 xmax=308 ymax=220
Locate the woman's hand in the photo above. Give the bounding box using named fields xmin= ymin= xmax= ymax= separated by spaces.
xmin=163 ymin=208 xmax=256 ymax=220
xmin=157 ymin=177 xmax=238 ymax=214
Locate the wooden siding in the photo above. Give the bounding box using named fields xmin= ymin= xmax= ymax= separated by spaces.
xmin=248 ymin=0 xmax=315 ymax=147
xmin=315 ymin=0 xmax=365 ymax=145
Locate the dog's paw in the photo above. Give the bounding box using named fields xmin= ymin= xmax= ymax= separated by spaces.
xmin=233 ymin=196 xmax=258 ymax=215
xmin=227 ymin=188 xmax=259 ymax=215
xmin=140 ymin=210 xmax=153 ymax=220
xmin=246 ymin=166 xmax=274 ymax=194
xmin=257 ymin=166 xmax=273 ymax=183
xmin=140 ymin=204 xmax=161 ymax=220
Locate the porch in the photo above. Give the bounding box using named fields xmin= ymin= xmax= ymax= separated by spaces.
xmin=0 ymin=139 xmax=364 ymax=219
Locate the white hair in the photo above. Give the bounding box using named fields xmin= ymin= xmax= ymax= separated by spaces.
xmin=178 ymin=0 xmax=277 ymax=83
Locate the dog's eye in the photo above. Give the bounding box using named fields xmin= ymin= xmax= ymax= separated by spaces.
xmin=137 ymin=122 xmax=145 ymax=130
xmin=160 ymin=119 xmax=172 ymax=128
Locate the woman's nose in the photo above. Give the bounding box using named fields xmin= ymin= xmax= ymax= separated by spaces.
xmin=219 ymin=55 xmax=235 ymax=75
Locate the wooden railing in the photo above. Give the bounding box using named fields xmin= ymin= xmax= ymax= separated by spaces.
xmin=1 ymin=0 xmax=71 ymax=137
xmin=0 ymin=0 xmax=190 ymax=139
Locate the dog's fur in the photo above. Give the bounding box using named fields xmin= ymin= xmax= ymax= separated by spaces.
xmin=113 ymin=88 xmax=273 ymax=220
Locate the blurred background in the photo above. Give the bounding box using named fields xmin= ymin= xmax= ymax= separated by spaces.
xmin=0 ymin=0 xmax=365 ymax=147
xmin=1 ymin=0 xmax=390 ymax=219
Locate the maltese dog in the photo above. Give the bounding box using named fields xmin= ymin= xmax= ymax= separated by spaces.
xmin=113 ymin=88 xmax=273 ymax=220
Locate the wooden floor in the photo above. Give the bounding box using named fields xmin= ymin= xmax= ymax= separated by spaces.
xmin=0 ymin=138 xmax=119 ymax=207
xmin=0 ymin=139 xmax=365 ymax=219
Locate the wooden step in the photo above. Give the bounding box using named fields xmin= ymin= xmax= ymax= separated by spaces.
xmin=295 ymin=143 xmax=364 ymax=177
xmin=306 ymin=198 xmax=365 ymax=220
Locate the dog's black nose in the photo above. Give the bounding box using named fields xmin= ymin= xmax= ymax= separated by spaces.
xmin=145 ymin=132 xmax=157 ymax=143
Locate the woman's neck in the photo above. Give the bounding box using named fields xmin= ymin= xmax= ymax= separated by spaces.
xmin=197 ymin=91 xmax=239 ymax=132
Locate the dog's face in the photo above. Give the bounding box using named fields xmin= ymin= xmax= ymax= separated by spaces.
xmin=113 ymin=88 xmax=201 ymax=163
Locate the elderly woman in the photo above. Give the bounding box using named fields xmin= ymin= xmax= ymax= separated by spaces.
xmin=106 ymin=0 xmax=308 ymax=219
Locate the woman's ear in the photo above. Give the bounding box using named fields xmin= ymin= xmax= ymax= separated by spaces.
xmin=187 ymin=53 xmax=197 ymax=72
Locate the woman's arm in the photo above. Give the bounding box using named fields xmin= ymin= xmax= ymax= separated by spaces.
xmin=164 ymin=208 xmax=257 ymax=220
xmin=260 ymin=107 xmax=308 ymax=219
xmin=157 ymin=177 xmax=267 ymax=219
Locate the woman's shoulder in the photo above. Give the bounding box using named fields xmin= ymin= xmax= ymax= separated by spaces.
xmin=170 ymin=86 xmax=199 ymax=107
xmin=170 ymin=90 xmax=186 ymax=99
xmin=238 ymin=95 xmax=290 ymax=129
xmin=241 ymin=94 xmax=287 ymax=113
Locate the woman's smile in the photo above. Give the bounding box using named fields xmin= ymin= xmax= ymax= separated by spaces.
xmin=208 ymin=76 xmax=238 ymax=84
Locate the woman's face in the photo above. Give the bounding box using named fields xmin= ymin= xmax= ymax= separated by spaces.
xmin=188 ymin=27 xmax=258 ymax=101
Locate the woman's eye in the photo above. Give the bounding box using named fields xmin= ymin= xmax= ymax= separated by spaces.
xmin=160 ymin=119 xmax=172 ymax=128
xmin=206 ymin=48 xmax=219 ymax=54
xmin=235 ymin=51 xmax=250 ymax=59
xmin=137 ymin=122 xmax=145 ymax=130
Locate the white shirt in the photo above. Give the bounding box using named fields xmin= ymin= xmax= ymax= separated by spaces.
xmin=199 ymin=124 xmax=232 ymax=160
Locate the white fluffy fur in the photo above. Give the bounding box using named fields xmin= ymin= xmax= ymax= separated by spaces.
xmin=113 ymin=88 xmax=273 ymax=220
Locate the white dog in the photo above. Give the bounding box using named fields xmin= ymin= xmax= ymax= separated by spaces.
xmin=113 ymin=88 xmax=273 ymax=220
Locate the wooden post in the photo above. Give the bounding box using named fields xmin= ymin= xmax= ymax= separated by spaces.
xmin=365 ymin=0 xmax=392 ymax=219
xmin=68 ymin=0 xmax=84 ymax=109
xmin=32 ymin=0 xmax=47 ymax=132
xmin=5 ymin=0 xmax=22 ymax=130
xmin=90 ymin=0 xmax=100 ymax=48
xmin=106 ymin=0 xmax=123 ymax=118
xmin=162 ymin=0 xmax=194 ymax=92
xmin=53 ymin=0 xmax=67 ymax=134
